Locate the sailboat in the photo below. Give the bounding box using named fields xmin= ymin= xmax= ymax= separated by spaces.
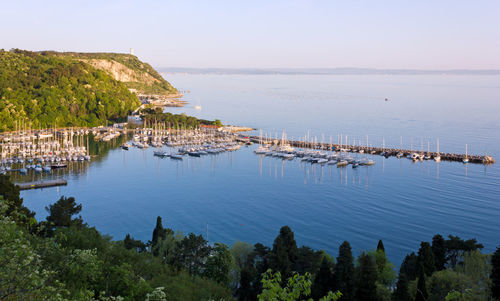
xmin=463 ymin=144 xmax=469 ymax=163
xmin=434 ymin=138 xmax=441 ymax=162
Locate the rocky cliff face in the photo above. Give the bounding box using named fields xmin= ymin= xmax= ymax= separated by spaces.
xmin=83 ymin=59 xmax=159 ymax=85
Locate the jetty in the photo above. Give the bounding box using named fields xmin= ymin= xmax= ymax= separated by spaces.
xmin=16 ymin=179 xmax=68 ymax=190
xmin=244 ymin=135 xmax=495 ymax=165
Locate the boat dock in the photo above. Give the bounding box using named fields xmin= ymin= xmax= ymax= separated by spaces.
xmin=16 ymin=179 xmax=68 ymax=190
xmin=244 ymin=135 xmax=495 ymax=165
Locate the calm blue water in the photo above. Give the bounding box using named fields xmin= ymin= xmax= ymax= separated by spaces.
xmin=22 ymin=74 xmax=500 ymax=266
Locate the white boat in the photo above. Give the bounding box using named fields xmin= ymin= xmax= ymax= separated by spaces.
xmin=463 ymin=144 xmax=469 ymax=163
xmin=153 ymin=151 xmax=168 ymax=157
xmin=170 ymin=153 xmax=183 ymax=160
xmin=434 ymin=138 xmax=441 ymax=162
xmin=327 ymin=159 xmax=338 ymax=165
xmin=317 ymin=158 xmax=328 ymax=165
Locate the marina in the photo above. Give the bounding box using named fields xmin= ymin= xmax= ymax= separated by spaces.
xmin=245 ymin=134 xmax=495 ymax=164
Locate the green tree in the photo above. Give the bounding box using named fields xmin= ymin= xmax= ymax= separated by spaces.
xmin=377 ymin=240 xmax=385 ymax=253
xmin=491 ymin=247 xmax=500 ymax=300
xmin=335 ymin=241 xmax=355 ymax=301
xmin=354 ymin=252 xmax=378 ymax=301
xmin=270 ymin=226 xmax=299 ymax=280
xmin=415 ymin=269 xmax=428 ymax=301
xmin=427 ymin=270 xmax=471 ymax=301
xmin=432 ymin=234 xmax=447 ymax=271
xmin=45 ymin=196 xmax=83 ymax=232
xmin=204 ymin=243 xmax=233 ymax=286
xmin=312 ymin=256 xmax=335 ymax=300
xmin=445 ymin=235 xmax=483 ymax=268
xmin=258 ymin=269 xmax=342 ymax=301
xmin=172 ymin=233 xmax=211 ymax=275
xmin=124 ymin=233 xmax=146 ymax=252
xmin=369 ymin=249 xmax=396 ymax=286
xmin=401 ymin=252 xmax=419 ymax=281
xmin=418 ymin=242 xmax=435 ymax=277
xmin=0 ymin=199 xmax=67 ymax=300
xmin=0 ymin=174 xmax=35 ymax=226
xmin=392 ymin=273 xmax=411 ymax=301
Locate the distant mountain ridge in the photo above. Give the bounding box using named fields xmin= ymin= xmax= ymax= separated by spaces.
xmin=160 ymin=67 xmax=500 ymax=75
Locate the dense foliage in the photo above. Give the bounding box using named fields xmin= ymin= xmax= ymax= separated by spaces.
xmin=0 ymin=49 xmax=142 ymax=131
xmin=0 ymin=174 xmax=498 ymax=300
xmin=140 ymin=107 xmax=223 ymax=128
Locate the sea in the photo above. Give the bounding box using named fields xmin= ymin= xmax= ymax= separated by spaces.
xmin=22 ymin=73 xmax=500 ymax=266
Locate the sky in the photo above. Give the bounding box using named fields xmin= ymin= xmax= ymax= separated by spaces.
xmin=1 ymin=0 xmax=499 ymax=69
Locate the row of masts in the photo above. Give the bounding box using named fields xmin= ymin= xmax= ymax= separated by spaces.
xmin=248 ymin=131 xmax=494 ymax=164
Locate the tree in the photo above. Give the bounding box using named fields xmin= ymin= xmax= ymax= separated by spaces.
xmin=368 ymin=249 xmax=396 ymax=287
xmin=445 ymin=235 xmax=483 ymax=268
xmin=335 ymin=241 xmax=355 ymax=301
xmin=427 ymin=270 xmax=472 ymax=301
xmin=258 ymin=269 xmax=342 ymax=301
xmin=401 ymin=252 xmax=418 ymax=281
xmin=270 ymin=226 xmax=299 ymax=280
xmin=431 ymin=234 xmax=447 ymax=271
xmin=151 ymin=216 xmax=174 ymax=256
xmin=415 ymin=269 xmax=428 ymax=301
xmin=204 ymin=243 xmax=233 ymax=286
xmin=417 ymin=242 xmax=435 ymax=277
xmin=45 ymin=196 xmax=83 ymax=230
xmin=392 ymin=273 xmax=410 ymax=301
xmin=0 ymin=200 xmax=66 ymax=300
xmin=295 ymin=246 xmax=325 ymax=275
xmin=312 ymin=257 xmax=335 ymax=300
xmin=354 ymin=252 xmax=378 ymax=301
xmin=124 ymin=233 xmax=146 ymax=252
xmin=172 ymin=233 xmax=211 ymax=275
xmin=377 ymin=240 xmax=385 ymax=253
xmin=492 ymin=247 xmax=500 ymax=300
xmin=0 ymin=175 xmax=35 ymax=226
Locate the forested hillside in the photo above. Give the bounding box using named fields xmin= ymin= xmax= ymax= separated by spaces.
xmin=0 ymin=49 xmax=141 ymax=131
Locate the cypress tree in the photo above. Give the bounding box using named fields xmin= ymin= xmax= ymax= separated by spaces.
xmin=354 ymin=252 xmax=377 ymax=301
xmin=392 ymin=273 xmax=410 ymax=301
xmin=414 ymin=269 xmax=428 ymax=301
xmin=492 ymin=247 xmax=500 ymax=300
xmin=270 ymin=226 xmax=298 ymax=280
xmin=151 ymin=216 xmax=167 ymax=255
xmin=400 ymin=252 xmax=418 ymax=281
xmin=312 ymin=257 xmax=334 ymax=300
xmin=335 ymin=241 xmax=355 ymax=301
xmin=377 ymin=239 xmax=385 ymax=253
xmin=431 ymin=234 xmax=446 ymax=271
xmin=417 ymin=242 xmax=435 ymax=276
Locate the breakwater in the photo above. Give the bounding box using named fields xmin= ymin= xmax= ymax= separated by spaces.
xmin=244 ymin=135 xmax=495 ymax=165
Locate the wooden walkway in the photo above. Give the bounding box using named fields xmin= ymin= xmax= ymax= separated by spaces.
xmin=245 ymin=135 xmax=495 ymax=165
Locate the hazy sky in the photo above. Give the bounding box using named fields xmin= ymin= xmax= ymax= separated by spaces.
xmin=1 ymin=0 xmax=499 ymax=69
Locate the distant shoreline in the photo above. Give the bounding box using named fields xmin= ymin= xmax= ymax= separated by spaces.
xmin=159 ymin=67 xmax=500 ymax=76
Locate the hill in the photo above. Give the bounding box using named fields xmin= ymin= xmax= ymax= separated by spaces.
xmin=46 ymin=51 xmax=178 ymax=95
xmin=0 ymin=49 xmax=177 ymax=131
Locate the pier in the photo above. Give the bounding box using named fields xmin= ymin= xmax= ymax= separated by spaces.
xmin=16 ymin=179 xmax=68 ymax=190
xmin=244 ymin=135 xmax=495 ymax=165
